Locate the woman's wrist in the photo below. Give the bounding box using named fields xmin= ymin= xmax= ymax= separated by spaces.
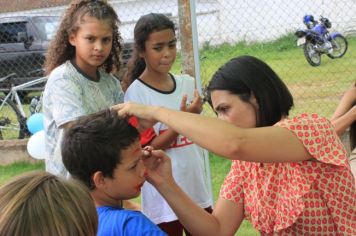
xmin=152 ymin=106 xmax=165 ymax=121
xmin=156 ymin=177 xmax=179 ymax=196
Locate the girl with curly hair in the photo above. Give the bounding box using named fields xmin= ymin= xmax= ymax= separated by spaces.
xmin=43 ymin=0 xmax=124 ymax=177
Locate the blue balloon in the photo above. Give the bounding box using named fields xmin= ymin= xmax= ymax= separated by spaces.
xmin=26 ymin=113 xmax=44 ymax=134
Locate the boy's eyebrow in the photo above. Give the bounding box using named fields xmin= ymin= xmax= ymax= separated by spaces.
xmin=128 ymin=157 xmax=140 ymax=168
xmin=128 ymin=147 xmax=143 ymax=166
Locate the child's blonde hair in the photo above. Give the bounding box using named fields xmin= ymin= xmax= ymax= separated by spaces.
xmin=45 ymin=0 xmax=122 ymax=75
xmin=0 ymin=171 xmax=98 ymax=236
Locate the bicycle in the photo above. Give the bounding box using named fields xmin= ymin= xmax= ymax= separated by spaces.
xmin=0 ymin=74 xmax=46 ymax=140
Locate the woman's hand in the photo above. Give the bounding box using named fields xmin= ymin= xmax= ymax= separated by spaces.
xmin=142 ymin=147 xmax=174 ymax=188
xmin=180 ymin=90 xmax=203 ymax=114
xmin=111 ymin=102 xmax=158 ymax=131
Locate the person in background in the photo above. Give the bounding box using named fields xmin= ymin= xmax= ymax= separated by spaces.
xmin=331 ymin=82 xmax=356 ymax=181
xmin=123 ymin=13 xmax=213 ymax=236
xmin=61 ymin=109 xmax=167 ymax=236
xmin=0 ymin=171 xmax=97 ymax=236
xmin=115 ymin=55 xmax=355 ymax=235
xmin=43 ymin=0 xmax=124 ymax=177
xmin=43 ymin=0 xmax=138 ymax=210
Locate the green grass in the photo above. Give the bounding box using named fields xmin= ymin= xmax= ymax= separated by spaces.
xmin=174 ymin=33 xmax=356 ymax=118
xmin=0 ymin=161 xmax=45 ymax=185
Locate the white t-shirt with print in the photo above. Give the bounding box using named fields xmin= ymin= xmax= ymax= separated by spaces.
xmin=125 ymin=74 xmax=213 ymax=224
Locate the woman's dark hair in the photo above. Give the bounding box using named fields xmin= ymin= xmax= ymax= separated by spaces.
xmin=206 ymin=55 xmax=294 ymax=127
xmin=45 ymin=0 xmax=122 ymax=75
xmin=122 ymin=13 xmax=175 ymax=90
xmin=62 ymin=109 xmax=139 ymax=189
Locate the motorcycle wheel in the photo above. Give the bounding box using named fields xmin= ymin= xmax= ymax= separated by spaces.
xmin=327 ymin=35 xmax=348 ymax=59
xmin=303 ymin=42 xmax=321 ymax=66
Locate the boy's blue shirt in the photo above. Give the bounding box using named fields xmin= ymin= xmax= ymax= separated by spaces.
xmin=96 ymin=206 xmax=167 ymax=236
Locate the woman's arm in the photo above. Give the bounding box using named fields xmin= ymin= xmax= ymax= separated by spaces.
xmin=144 ymin=91 xmax=203 ymax=150
xmin=115 ymin=103 xmax=312 ymax=163
xmin=331 ymin=106 xmax=356 ymax=136
xmin=160 ymin=182 xmax=243 ymax=236
xmin=331 ymin=84 xmax=356 ymax=135
xmin=331 ymin=84 xmax=356 ymax=120
xmin=147 ymin=129 xmax=179 ymax=150
xmin=143 ymin=149 xmax=243 ymax=236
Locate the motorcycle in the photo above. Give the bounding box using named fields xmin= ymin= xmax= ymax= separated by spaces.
xmin=295 ymin=15 xmax=348 ymax=66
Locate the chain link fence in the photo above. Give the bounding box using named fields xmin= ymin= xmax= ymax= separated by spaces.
xmin=195 ymin=0 xmax=356 ymax=118
xmin=0 ymin=0 xmax=355 ymax=140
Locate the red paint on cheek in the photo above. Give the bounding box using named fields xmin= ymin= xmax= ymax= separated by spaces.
xmin=135 ymin=182 xmax=144 ymax=191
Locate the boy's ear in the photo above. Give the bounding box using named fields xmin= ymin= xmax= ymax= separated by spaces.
xmin=92 ymin=171 xmax=105 ymax=189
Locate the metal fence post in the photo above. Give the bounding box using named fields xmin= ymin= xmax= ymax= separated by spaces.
xmin=177 ymin=0 xmax=195 ymax=77
xmin=178 ymin=0 xmax=213 ymax=204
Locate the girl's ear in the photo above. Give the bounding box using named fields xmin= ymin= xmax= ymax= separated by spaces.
xmin=92 ymin=171 xmax=105 ymax=189
xmin=68 ymin=33 xmax=76 ymax=47
xmin=139 ymin=51 xmax=145 ymax=59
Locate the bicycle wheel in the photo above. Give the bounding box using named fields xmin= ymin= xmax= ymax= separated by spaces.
xmin=0 ymin=96 xmax=26 ymax=140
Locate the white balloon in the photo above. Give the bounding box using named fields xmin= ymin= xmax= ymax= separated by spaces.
xmin=27 ymin=130 xmax=46 ymax=160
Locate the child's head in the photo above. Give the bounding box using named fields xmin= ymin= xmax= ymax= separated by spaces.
xmin=206 ymin=55 xmax=294 ymax=127
xmin=45 ymin=0 xmax=122 ymax=75
xmin=123 ymin=13 xmax=176 ymax=88
xmin=0 ymin=171 xmax=97 ymax=236
xmin=62 ymin=109 xmax=146 ymax=202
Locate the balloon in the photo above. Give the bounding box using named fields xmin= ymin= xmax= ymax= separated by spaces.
xmin=27 ymin=130 xmax=46 ymax=160
xmin=27 ymin=113 xmax=44 ymax=134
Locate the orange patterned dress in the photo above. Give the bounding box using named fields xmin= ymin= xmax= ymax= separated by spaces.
xmin=220 ymin=114 xmax=356 ymax=235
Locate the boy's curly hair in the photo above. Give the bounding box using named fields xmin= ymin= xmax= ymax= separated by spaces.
xmin=45 ymin=0 xmax=122 ymax=75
